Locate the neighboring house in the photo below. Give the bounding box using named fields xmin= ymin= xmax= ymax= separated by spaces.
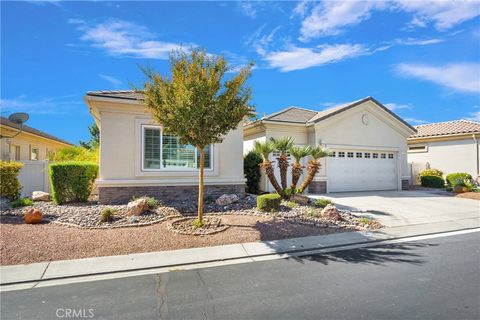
xmin=0 ymin=116 xmax=72 ymax=161
xmin=407 ymin=120 xmax=480 ymax=182
xmin=84 ymin=90 xmax=245 ymax=204
xmin=244 ymin=97 xmax=416 ymax=194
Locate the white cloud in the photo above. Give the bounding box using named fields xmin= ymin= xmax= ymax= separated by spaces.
xmin=72 ymin=19 xmax=191 ymax=59
xmin=404 ymin=117 xmax=428 ymax=125
xmin=393 ymin=37 xmax=444 ymax=45
xmin=396 ymin=0 xmax=480 ymax=30
xmin=467 ymin=110 xmax=480 ymax=122
xmin=99 ymin=74 xmax=123 ymax=87
xmin=291 ymin=1 xmax=311 ymax=18
xmin=299 ymin=1 xmax=383 ymax=40
xmin=263 ymin=44 xmax=367 ymax=72
xmin=397 ymin=62 xmax=480 ymax=93
xmin=384 ymin=102 xmax=413 ymax=111
xmin=0 ymin=95 xmax=83 ymax=115
xmin=237 ymin=2 xmax=258 ymax=19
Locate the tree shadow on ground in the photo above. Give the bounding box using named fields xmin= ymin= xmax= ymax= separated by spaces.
xmin=253 ymin=218 xmax=436 ymax=267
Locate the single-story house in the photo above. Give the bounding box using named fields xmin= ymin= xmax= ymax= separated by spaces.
xmin=0 ymin=116 xmax=72 ymax=161
xmin=407 ymin=120 xmax=480 ymax=182
xmin=84 ymin=90 xmax=245 ymax=204
xmin=243 ymin=97 xmax=417 ymax=194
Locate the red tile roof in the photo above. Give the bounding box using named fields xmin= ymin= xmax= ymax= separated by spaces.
xmin=410 ymin=120 xmax=480 ymax=138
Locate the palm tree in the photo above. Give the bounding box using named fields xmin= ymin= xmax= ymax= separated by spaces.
xmin=289 ymin=145 xmax=312 ymax=191
xmin=253 ymin=140 xmax=284 ymax=196
xmin=298 ymin=146 xmax=331 ymax=193
xmin=270 ymin=137 xmax=294 ymax=191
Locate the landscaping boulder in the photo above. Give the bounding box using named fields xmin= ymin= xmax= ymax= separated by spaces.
xmin=321 ymin=204 xmax=342 ymax=221
xmin=291 ymin=194 xmax=309 ymax=205
xmin=24 ymin=208 xmax=43 ymax=224
xmin=215 ymin=194 xmax=239 ymax=206
xmin=126 ymin=198 xmax=149 ymax=216
xmin=32 ymin=191 xmax=50 ymax=202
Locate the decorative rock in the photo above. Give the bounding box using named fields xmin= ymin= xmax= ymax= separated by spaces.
xmin=290 ymin=194 xmax=309 ymax=205
xmin=453 ymin=185 xmax=468 ymax=193
xmin=24 ymin=208 xmax=43 ymax=224
xmin=126 ymin=198 xmax=149 ymax=216
xmin=321 ymin=204 xmax=342 ymax=221
xmin=215 ymin=194 xmax=239 ymax=206
xmin=32 ymin=191 xmax=50 ymax=202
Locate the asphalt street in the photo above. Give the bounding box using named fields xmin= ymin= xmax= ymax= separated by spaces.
xmin=1 ymin=231 xmax=479 ymax=320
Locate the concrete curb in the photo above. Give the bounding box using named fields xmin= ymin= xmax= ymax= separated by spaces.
xmin=1 ymin=218 xmax=479 ymax=288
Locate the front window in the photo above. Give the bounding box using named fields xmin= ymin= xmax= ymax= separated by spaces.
xmin=143 ymin=126 xmax=212 ymax=171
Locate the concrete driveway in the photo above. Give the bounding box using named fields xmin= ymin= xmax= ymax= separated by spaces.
xmin=309 ymin=190 xmax=479 ymax=228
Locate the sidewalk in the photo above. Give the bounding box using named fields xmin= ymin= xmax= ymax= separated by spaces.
xmin=2 ymin=217 xmax=478 ymax=291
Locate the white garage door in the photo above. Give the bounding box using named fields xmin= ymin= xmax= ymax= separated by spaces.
xmin=328 ymin=150 xmax=397 ymax=192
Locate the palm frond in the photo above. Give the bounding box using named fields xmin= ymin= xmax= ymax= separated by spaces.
xmin=270 ymin=137 xmax=294 ymax=153
xmin=289 ymin=145 xmax=312 ymax=162
xmin=253 ymin=140 xmax=274 ymax=160
xmin=310 ymin=146 xmax=332 ymax=160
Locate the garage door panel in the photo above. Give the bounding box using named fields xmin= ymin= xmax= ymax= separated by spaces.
xmin=328 ymin=150 xmax=397 ymax=192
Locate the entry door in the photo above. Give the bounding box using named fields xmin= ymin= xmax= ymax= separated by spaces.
xmin=328 ymin=150 xmax=397 ymax=192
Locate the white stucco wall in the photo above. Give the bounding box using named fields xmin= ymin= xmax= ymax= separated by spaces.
xmin=90 ymin=99 xmax=245 ymax=187
xmin=408 ymin=137 xmax=479 ymax=178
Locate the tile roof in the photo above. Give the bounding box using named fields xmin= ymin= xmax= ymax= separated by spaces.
xmin=86 ymin=90 xmax=144 ymax=100
xmin=410 ymin=120 xmax=480 ymax=138
xmin=264 ymin=107 xmax=318 ymax=123
xmin=251 ymin=96 xmax=416 ymax=132
xmin=0 ymin=117 xmax=73 ymax=145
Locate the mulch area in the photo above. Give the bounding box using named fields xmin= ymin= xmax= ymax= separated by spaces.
xmin=0 ymin=214 xmax=345 ymax=266
xmin=454 ymin=192 xmax=480 ymax=200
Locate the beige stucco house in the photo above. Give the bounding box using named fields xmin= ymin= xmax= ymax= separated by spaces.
xmin=244 ymin=97 xmax=417 ymax=194
xmin=408 ymin=120 xmax=480 ymax=183
xmin=0 ymin=116 xmax=72 ymax=161
xmin=84 ymin=90 xmax=245 ymax=204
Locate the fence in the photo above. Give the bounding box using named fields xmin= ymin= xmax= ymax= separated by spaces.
xmin=18 ymin=160 xmax=50 ymax=198
xmin=409 ymin=161 xmax=429 ymax=185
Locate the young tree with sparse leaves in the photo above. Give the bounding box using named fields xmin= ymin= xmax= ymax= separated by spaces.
xmin=142 ymin=49 xmax=254 ymax=225
xmin=79 ymin=123 xmax=100 ymax=150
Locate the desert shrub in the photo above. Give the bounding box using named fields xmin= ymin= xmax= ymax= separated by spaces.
xmin=204 ymin=195 xmax=215 ymax=204
xmin=131 ymin=195 xmax=160 ymax=208
xmin=286 ymin=201 xmax=297 ymax=208
xmin=283 ymin=187 xmax=294 ymax=198
xmin=358 ymin=217 xmax=371 ymax=224
xmin=257 ymin=194 xmax=281 ymax=212
xmin=314 ymin=198 xmax=332 ymax=208
xmin=49 ymin=162 xmax=98 ymax=204
xmin=452 ymin=178 xmax=474 ymax=191
xmin=446 ymin=173 xmax=473 ymax=187
xmin=419 ymin=168 xmax=443 ymax=177
xmin=100 ymin=208 xmax=117 ymax=222
xmin=11 ymin=198 xmax=33 ymax=208
xmin=420 ymin=175 xmax=445 ymax=188
xmin=0 ymin=161 xmax=23 ymax=201
xmin=50 ymin=146 xmax=98 ymax=163
xmin=305 ymin=208 xmax=321 ymax=217
xmin=244 ymin=150 xmax=262 ymax=194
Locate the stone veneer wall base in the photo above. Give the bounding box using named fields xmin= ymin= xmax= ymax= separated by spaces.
xmin=308 ymin=181 xmax=327 ymax=194
xmin=98 ymin=184 xmax=245 ymax=204
xmin=401 ymin=179 xmax=410 ymax=190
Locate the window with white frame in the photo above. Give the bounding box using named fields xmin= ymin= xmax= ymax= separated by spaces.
xmin=142 ymin=126 xmax=212 ymax=171
xmin=30 ymin=146 xmax=39 ymax=161
xmin=372 ymin=153 xmax=378 ymax=159
xmin=381 ymin=153 xmax=386 ymax=159
xmin=356 ymin=152 xmax=362 ymax=158
xmin=388 ymin=153 xmax=394 ymax=159
xmin=408 ymin=145 xmax=428 ymax=153
xmin=338 ymin=152 xmax=345 ymax=158
xmin=364 ymin=152 xmax=371 ymax=158
xmin=347 ymin=152 xmax=354 ymax=158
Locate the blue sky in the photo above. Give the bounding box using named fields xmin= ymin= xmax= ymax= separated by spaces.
xmin=1 ymin=1 xmax=479 ymax=144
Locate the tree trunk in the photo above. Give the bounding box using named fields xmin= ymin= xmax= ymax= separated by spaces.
xmin=262 ymin=161 xmax=284 ymax=197
xmin=197 ymin=147 xmax=205 ymax=224
xmin=290 ymin=162 xmax=303 ymax=190
xmin=278 ymin=154 xmax=289 ymax=190
xmin=298 ymin=160 xmax=320 ymax=193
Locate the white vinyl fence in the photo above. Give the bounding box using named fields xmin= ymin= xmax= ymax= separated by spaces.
xmin=18 ymin=160 xmax=50 ymax=198
xmin=409 ymin=161 xmax=429 ymax=185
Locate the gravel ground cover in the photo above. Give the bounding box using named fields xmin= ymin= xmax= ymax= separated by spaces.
xmin=0 ymin=195 xmax=382 ymax=265
xmin=454 ymin=192 xmax=480 ymax=200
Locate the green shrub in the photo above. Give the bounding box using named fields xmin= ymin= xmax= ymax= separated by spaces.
xmin=49 ymin=162 xmax=98 ymax=204
xmin=131 ymin=195 xmax=160 ymax=208
xmin=358 ymin=217 xmax=371 ymax=224
xmin=286 ymin=201 xmax=297 ymax=208
xmin=100 ymin=208 xmax=117 ymax=222
xmin=257 ymin=194 xmax=281 ymax=212
xmin=314 ymin=198 xmax=332 ymax=208
xmin=446 ymin=173 xmax=473 ymax=187
xmin=11 ymin=198 xmax=33 ymax=208
xmin=453 ymin=178 xmax=474 ymax=191
xmin=50 ymin=146 xmax=98 ymax=163
xmin=283 ymin=187 xmax=294 ymax=198
xmin=204 ymin=195 xmax=215 ymax=204
xmin=420 ymin=175 xmax=445 ymax=188
xmin=305 ymin=208 xmax=321 ymax=218
xmin=244 ymin=151 xmax=262 ymax=194
xmin=419 ymin=168 xmax=443 ymax=177
xmin=0 ymin=161 xmax=23 ymax=201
